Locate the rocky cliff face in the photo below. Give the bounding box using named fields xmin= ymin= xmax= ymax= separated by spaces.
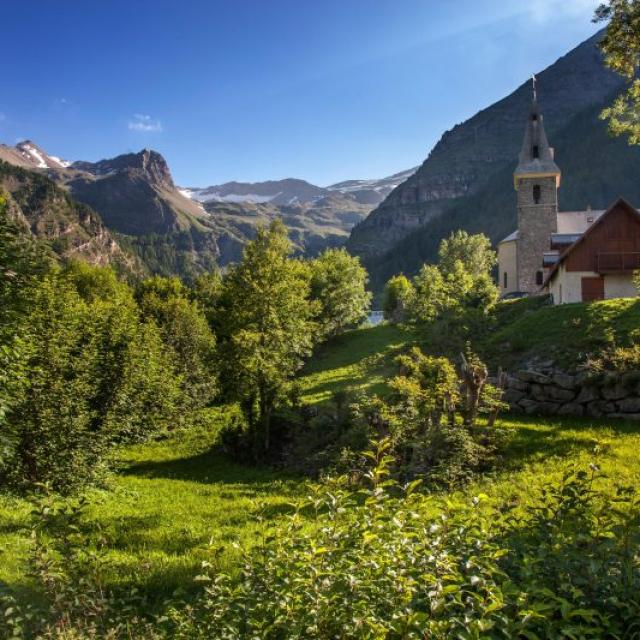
xmin=0 ymin=161 xmax=142 ymax=274
xmin=346 ymin=30 xmax=625 ymax=268
xmin=64 ymin=149 xmax=208 ymax=236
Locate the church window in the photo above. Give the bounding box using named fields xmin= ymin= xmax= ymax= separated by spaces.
xmin=535 ymin=270 xmax=544 ymax=286
xmin=531 ymin=113 xmax=538 ymax=122
xmin=533 ymin=184 xmax=541 ymax=204
xmin=532 ymin=144 xmax=539 ymax=158
xmin=503 ymin=271 xmax=508 ymax=289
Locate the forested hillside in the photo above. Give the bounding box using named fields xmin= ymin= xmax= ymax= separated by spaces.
xmin=0 ymin=161 xmax=141 ymax=275
xmin=347 ymin=30 xmax=640 ymax=291
xmin=367 ymin=94 xmax=640 ymax=289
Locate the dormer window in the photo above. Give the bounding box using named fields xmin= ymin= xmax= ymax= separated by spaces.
xmin=532 ymin=145 xmax=539 ymax=159
xmin=533 ymin=184 xmax=541 ymax=204
xmin=531 ymin=114 xmax=538 ymax=122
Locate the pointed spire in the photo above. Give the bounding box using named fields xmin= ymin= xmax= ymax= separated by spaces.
xmin=514 ymin=77 xmax=561 ymax=187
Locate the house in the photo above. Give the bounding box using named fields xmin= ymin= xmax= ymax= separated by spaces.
xmin=497 ymin=78 xmax=640 ymax=304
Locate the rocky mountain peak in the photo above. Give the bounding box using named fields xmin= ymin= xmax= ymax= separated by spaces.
xmin=72 ymin=148 xmax=174 ymax=189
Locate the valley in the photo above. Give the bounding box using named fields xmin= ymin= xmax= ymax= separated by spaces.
xmin=3 ymin=4 xmax=640 ymax=637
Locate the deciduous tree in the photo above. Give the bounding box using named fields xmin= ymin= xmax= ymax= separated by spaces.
xmin=382 ymin=274 xmax=414 ymax=323
xmin=216 ymin=220 xmax=316 ymax=458
xmin=595 ymin=1 xmax=640 ymax=143
xmin=309 ymin=248 xmax=371 ymax=338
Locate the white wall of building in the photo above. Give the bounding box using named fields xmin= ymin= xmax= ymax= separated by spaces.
xmin=548 ymin=265 xmax=638 ymax=304
xmin=497 ymin=239 xmax=518 ymax=296
xmin=605 ymin=274 xmax=638 ymax=299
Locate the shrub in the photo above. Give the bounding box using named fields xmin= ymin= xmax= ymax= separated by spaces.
xmin=1 ymin=269 xmax=182 ymax=492
xmin=166 ymin=447 xmax=640 ymax=639
xmin=382 ymin=274 xmax=414 ymax=323
xmin=309 ymin=248 xmax=371 ymax=339
xmin=3 ymin=445 xmax=639 ymax=639
xmin=136 ymin=275 xmax=218 ymax=412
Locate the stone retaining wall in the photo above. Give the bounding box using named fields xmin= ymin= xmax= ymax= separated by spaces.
xmin=501 ymin=368 xmax=640 ymax=419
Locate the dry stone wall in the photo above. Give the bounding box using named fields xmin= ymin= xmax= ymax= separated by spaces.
xmin=501 ymin=366 xmax=640 ymax=419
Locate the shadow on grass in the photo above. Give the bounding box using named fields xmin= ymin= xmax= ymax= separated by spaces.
xmin=501 ymin=414 xmax=640 ymax=470
xmin=122 ymin=448 xmax=300 ymax=491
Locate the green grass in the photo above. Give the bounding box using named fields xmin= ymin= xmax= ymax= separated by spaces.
xmin=2 ymin=321 xmax=640 ymax=612
xmin=480 ymin=296 xmax=640 ymax=370
xmin=300 ymin=323 xmax=413 ymax=405
xmin=0 ymin=414 xmax=304 ymax=602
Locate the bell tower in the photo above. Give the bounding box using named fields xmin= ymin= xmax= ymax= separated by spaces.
xmin=514 ymin=76 xmax=561 ymax=293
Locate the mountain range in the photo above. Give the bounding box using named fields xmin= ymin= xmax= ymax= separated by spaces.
xmin=0 ymin=140 xmax=409 ymax=279
xmin=3 ymin=30 xmax=640 ymax=292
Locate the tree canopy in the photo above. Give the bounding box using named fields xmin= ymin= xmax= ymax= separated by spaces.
xmin=596 ymin=1 xmax=640 ymax=143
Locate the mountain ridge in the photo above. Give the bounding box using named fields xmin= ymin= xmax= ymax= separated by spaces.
xmin=0 ymin=141 xmax=400 ymax=279
xmin=346 ymin=29 xmax=627 ymax=283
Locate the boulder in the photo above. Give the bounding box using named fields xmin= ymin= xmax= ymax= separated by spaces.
xmin=575 ymin=386 xmax=599 ymax=404
xmin=531 ymin=384 xmax=548 ymax=402
xmin=505 ymin=376 xmax=529 ymax=392
xmin=545 ymin=386 xmax=576 ymax=402
xmin=518 ymin=399 xmax=540 ymax=414
xmin=503 ymin=388 xmax=526 ymax=405
xmin=557 ymin=403 xmax=584 ymax=417
xmin=601 ymin=383 xmax=628 ymax=401
xmin=621 ymin=371 xmax=640 ymax=388
xmin=586 ymin=400 xmax=616 ymax=417
xmin=537 ymin=402 xmax=561 ymax=415
xmin=520 ymin=399 xmax=559 ymax=415
xmin=517 ymin=370 xmax=552 ymax=385
xmin=552 ymin=373 xmax=577 ymax=390
xmin=616 ymin=397 xmax=640 ymax=413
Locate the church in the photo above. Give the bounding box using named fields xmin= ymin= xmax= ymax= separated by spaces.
xmin=497 ymin=80 xmax=640 ymax=304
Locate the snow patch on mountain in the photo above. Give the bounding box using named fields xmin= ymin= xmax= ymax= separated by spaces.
xmin=182 ymin=188 xmax=282 ymax=204
xmin=19 ymin=144 xmax=48 ymax=168
xmin=49 ymin=155 xmax=72 ymax=168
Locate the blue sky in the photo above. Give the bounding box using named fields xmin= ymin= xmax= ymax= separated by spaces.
xmin=2 ymin=1 xmax=600 ymax=186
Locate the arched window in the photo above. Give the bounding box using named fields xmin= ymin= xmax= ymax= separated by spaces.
xmin=533 ymin=184 xmax=541 ymax=204
xmin=503 ymin=272 xmax=508 ymax=289
xmin=532 ymin=144 xmax=539 ymax=158
xmin=535 ymin=270 xmax=544 ymax=286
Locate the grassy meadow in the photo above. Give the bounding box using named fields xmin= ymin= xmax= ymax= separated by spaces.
xmin=2 ymin=319 xmax=640 ymax=609
xmin=481 ymin=295 xmax=640 ymax=369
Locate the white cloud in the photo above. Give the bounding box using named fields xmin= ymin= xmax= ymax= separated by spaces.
xmin=128 ymin=113 xmax=163 ymax=132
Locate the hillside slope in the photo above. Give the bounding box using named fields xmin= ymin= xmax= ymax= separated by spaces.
xmin=347 ymin=30 xmax=635 ymax=290
xmin=0 ymin=161 xmax=141 ymax=274
xmin=0 ymin=142 xmax=398 ymax=279
xmin=368 ymin=95 xmax=640 ymax=289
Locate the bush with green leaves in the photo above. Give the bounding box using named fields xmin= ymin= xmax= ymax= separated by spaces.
xmin=284 ymin=347 xmax=505 ymax=487
xmin=168 ymin=447 xmax=640 ymax=639
xmin=382 ymin=273 xmax=414 ymax=323
xmin=383 ymin=231 xmax=498 ymax=353
xmin=1 ymin=266 xmax=183 ymax=492
xmin=2 ymin=442 xmax=639 ymax=639
xmin=136 ymin=275 xmax=218 ymax=412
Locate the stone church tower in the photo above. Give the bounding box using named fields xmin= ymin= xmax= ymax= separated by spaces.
xmin=514 ymin=78 xmax=561 ymax=293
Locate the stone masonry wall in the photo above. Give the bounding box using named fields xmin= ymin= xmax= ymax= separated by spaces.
xmin=516 ymin=175 xmax=558 ymax=294
xmin=501 ymin=366 xmax=640 ymax=419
